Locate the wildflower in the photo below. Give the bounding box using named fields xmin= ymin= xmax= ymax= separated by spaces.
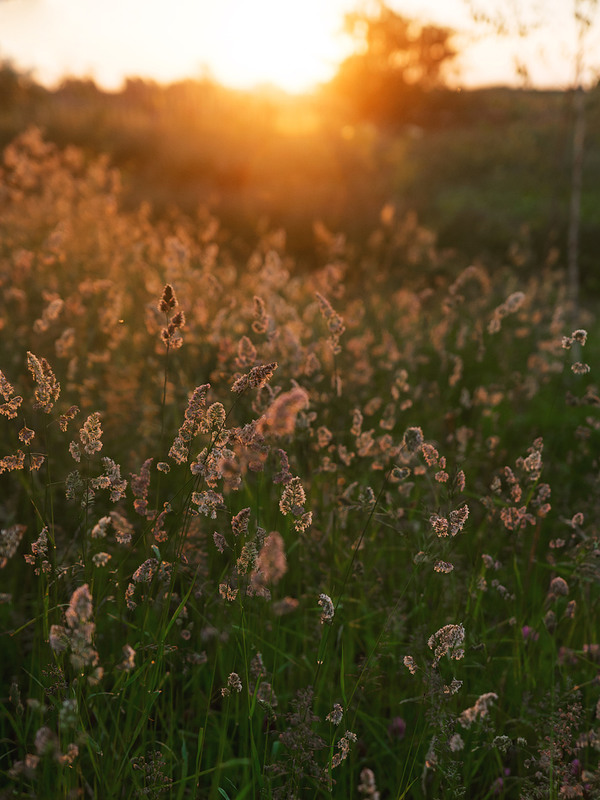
xmin=317 ymin=426 xmax=333 ymax=448
xmin=35 ymin=726 xmax=59 ymax=756
xmin=236 ymin=335 xmax=257 ymax=368
xmin=158 ymin=283 xmax=177 ymax=313
xmin=0 ymin=450 xmax=26 ymax=473
xmin=544 ymin=609 xmax=557 ymax=633
xmin=131 ymin=457 xmax=152 ymax=516
xmin=119 ymin=644 xmax=136 ymax=671
xmin=294 ymin=511 xmax=312 ymax=533
xmin=493 ymin=735 xmax=512 ymax=755
xmin=169 ymin=384 xmax=210 ymax=464
xmin=358 ymin=767 xmax=381 ymax=799
xmin=250 ymin=652 xmax=266 ymax=683
xmin=28 ymin=453 xmax=44 ymax=471
xmin=68 ymin=442 xmax=81 ymax=463
xmin=99 ymin=457 xmax=127 ymax=501
xmin=0 ymin=524 xmax=26 ymax=568
xmin=58 ymin=698 xmax=78 ymax=729
xmin=231 ymin=507 xmax=251 ymax=537
xmin=26 ymin=352 xmax=60 ymax=413
xmin=449 ymin=733 xmax=464 ymax=752
xmin=132 ymin=558 xmax=159 ymax=583
xmin=403 ymin=655 xmax=418 ymax=674
xmin=315 ymin=292 xmax=345 ymax=353
xmin=257 ymin=681 xmax=278 ymax=709
xmin=258 ymin=387 xmax=309 ymax=436
xmin=318 ymin=593 xmax=335 ymax=624
xmin=130 ymin=750 xmax=172 ymax=794
xmin=219 ymin=583 xmax=238 ymax=602
xmin=0 ymin=371 xmax=15 ymax=401
xmin=326 ymin=704 xmax=344 ymax=725
xmin=430 ymin=514 xmax=449 ymax=537
xmin=0 ymin=396 xmax=23 ymax=419
xmin=253 ymin=531 xmax=287 ymax=586
xmin=57 ymin=743 xmax=79 ymax=766
xmin=18 ymin=427 xmax=35 ymax=446
xmin=213 ymin=532 xmax=227 ymax=553
xmin=563 ymin=329 xmax=588 ymax=348
xmin=192 ymin=490 xmax=224 ymax=519
xmin=421 ymin=443 xmax=439 ymax=466
xmin=23 ymin=527 xmax=51 ymax=574
xmin=548 ymin=576 xmax=569 ymax=598
xmin=49 ymin=625 xmax=69 ymax=653
xmin=236 ymin=541 xmax=258 ymax=575
xmin=571 ymin=362 xmax=590 ymax=375
xmin=434 ymin=560 xmax=454 ymax=573
xmin=331 ymin=730 xmax=357 ymax=768
xmin=388 ymin=717 xmax=406 ymax=739
xmin=449 ymin=504 xmax=469 ymax=535
xmin=231 ymin=362 xmax=278 ymax=393
xmin=273 ymin=448 xmax=292 ymax=485
xmin=459 ymin=692 xmax=498 ymax=728
xmin=444 ymin=678 xmax=463 ymax=694
xmin=501 ymin=505 xmax=535 ymax=531
xmin=33 ymin=297 xmax=64 ymax=333
xmin=221 ymin=672 xmax=242 ymax=697
xmin=402 ymin=426 xmax=424 ymax=453
xmin=63 ymin=584 xmax=100 ymax=673
xmin=78 ymin=412 xmax=103 ymax=456
xmin=92 ymin=552 xmax=111 ymax=567
xmin=564 ymin=600 xmax=576 ymax=619
xmin=351 ymin=408 xmax=363 ymax=437
xmin=125 ymin=583 xmax=136 ymax=611
xmin=279 ymin=476 xmax=306 ymax=517
xmin=252 ymin=295 xmax=270 ymax=334
xmin=521 ymin=625 xmax=539 ymax=642
xmin=428 ymin=623 xmax=465 ymax=666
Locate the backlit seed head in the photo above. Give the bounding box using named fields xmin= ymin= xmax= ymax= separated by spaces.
xmin=158 ymin=284 xmax=177 ymax=313
xmin=402 ymin=426 xmax=424 ymax=453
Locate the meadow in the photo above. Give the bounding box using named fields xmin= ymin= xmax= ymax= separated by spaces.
xmin=1 ymin=125 xmax=600 ymax=799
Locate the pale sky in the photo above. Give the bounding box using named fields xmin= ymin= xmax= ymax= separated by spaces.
xmin=0 ymin=0 xmax=598 ymax=93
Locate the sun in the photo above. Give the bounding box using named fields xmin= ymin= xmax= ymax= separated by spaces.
xmin=195 ymin=0 xmax=353 ymax=93
xmin=0 ymin=0 xmax=355 ymax=94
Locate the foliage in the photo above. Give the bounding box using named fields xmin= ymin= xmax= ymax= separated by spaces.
xmin=1 ymin=129 xmax=600 ymax=799
xmin=328 ymin=1 xmax=457 ymax=125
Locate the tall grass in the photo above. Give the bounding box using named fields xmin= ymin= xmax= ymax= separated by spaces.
xmin=1 ymin=127 xmax=599 ymax=799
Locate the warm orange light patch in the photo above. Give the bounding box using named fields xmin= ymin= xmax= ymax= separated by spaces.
xmin=183 ymin=0 xmax=353 ymax=93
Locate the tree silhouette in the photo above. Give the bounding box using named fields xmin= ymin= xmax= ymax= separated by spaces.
xmin=328 ymin=2 xmax=456 ymax=126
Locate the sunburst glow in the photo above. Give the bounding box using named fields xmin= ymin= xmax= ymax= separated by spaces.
xmin=0 ymin=0 xmax=354 ymax=94
xmin=200 ymin=0 xmax=354 ymax=92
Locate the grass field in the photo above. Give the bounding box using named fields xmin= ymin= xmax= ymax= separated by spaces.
xmin=1 ymin=126 xmax=600 ymax=799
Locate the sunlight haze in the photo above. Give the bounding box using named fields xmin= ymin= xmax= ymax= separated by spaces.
xmin=0 ymin=0 xmax=598 ymax=91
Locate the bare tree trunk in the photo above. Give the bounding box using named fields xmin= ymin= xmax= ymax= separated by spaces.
xmin=566 ymin=0 xmax=597 ymax=320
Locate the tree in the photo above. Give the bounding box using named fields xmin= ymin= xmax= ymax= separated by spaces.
xmin=327 ymin=2 xmax=457 ymax=125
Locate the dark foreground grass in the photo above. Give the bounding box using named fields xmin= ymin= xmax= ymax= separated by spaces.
xmin=0 ymin=128 xmax=599 ymax=799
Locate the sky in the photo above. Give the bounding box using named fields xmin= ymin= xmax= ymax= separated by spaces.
xmin=0 ymin=0 xmax=599 ymax=93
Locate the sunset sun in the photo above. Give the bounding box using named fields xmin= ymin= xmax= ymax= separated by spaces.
xmin=191 ymin=0 xmax=353 ymax=93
